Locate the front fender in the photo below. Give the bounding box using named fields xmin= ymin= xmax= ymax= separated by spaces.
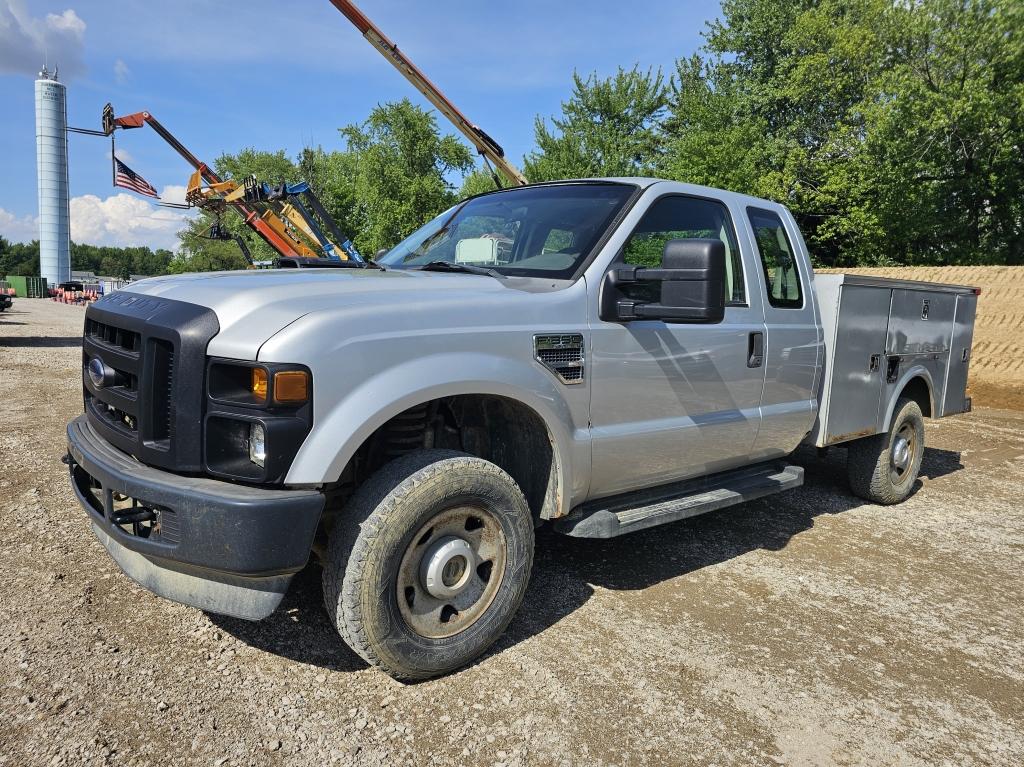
xmin=283 ymin=352 xmax=588 ymax=515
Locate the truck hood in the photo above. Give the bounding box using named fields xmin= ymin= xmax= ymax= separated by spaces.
xmin=125 ymin=268 xmax=563 ymax=359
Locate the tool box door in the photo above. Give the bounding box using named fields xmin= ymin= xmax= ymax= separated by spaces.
xmin=823 ymin=285 xmax=891 ymax=444
xmin=941 ymin=293 xmax=977 ymax=416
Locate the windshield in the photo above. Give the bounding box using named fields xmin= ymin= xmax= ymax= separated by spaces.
xmin=378 ymin=183 xmax=636 ymax=278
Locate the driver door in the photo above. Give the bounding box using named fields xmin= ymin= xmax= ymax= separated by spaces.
xmin=588 ymin=194 xmax=767 ymax=498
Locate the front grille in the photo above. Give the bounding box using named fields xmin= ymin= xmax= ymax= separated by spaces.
xmin=150 ymin=340 xmax=175 ymax=442
xmin=82 ymin=293 xmax=218 ymax=472
xmin=83 ymin=314 xmax=141 ymax=441
xmin=85 ymin=318 xmax=140 ymax=353
xmin=534 ymin=334 xmax=585 ymax=384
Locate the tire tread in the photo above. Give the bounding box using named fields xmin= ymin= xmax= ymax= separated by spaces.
xmin=322 ymin=449 xmax=532 ymax=681
xmin=847 ymin=397 xmax=924 ymax=505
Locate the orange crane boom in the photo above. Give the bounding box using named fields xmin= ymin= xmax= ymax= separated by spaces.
xmin=328 ymin=0 xmax=528 ymax=186
xmin=104 ymin=106 xmax=301 ymax=259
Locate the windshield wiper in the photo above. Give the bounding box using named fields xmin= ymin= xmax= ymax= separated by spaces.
xmin=418 ymin=261 xmax=506 ymax=279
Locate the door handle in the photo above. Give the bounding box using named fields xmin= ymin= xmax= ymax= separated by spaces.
xmin=747 ymin=332 xmax=764 ymax=368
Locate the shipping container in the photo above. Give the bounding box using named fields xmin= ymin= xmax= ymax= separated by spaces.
xmin=5 ymin=275 xmax=49 ymax=298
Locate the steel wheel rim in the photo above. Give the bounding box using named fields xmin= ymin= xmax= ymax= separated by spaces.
xmin=890 ymin=423 xmax=917 ymax=484
xmin=397 ymin=504 xmax=506 ymax=639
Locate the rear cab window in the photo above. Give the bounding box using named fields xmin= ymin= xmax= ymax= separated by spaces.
xmin=747 ymin=207 xmax=802 ymax=308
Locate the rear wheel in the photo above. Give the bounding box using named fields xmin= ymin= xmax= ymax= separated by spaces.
xmin=847 ymin=397 xmax=925 ymax=504
xmin=322 ymin=450 xmax=534 ymax=681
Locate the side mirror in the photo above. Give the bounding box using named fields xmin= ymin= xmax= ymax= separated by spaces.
xmin=375 ymin=248 xmax=389 ymax=260
xmin=600 ymin=238 xmax=727 ymax=323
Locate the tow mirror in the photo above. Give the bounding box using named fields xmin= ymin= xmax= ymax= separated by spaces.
xmin=600 ymin=238 xmax=727 ymax=323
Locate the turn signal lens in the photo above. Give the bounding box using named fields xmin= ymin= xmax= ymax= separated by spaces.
xmin=251 ymin=367 xmax=268 ymax=402
xmin=273 ymin=371 xmax=309 ymax=403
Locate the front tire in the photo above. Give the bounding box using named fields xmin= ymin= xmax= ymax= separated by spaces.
xmin=847 ymin=397 xmax=925 ymax=504
xmin=323 ymin=450 xmax=534 ymax=681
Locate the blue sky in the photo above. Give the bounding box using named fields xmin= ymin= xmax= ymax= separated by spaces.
xmin=0 ymin=0 xmax=721 ymax=250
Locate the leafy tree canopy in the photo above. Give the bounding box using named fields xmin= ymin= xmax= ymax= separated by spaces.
xmin=0 ymin=237 xmax=174 ymax=280
xmin=525 ymin=66 xmax=669 ymax=182
xmin=660 ymin=0 xmax=1024 ymax=266
xmin=338 ymin=99 xmax=474 ymax=254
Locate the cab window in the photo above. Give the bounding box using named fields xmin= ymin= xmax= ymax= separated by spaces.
xmin=747 ymin=207 xmax=802 ymax=308
xmin=622 ymin=195 xmax=745 ymax=305
xmin=379 ymin=183 xmax=635 ymax=278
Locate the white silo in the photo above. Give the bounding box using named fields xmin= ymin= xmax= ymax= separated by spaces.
xmin=35 ymin=67 xmax=72 ymax=288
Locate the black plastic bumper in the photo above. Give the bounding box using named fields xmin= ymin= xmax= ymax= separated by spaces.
xmin=66 ymin=414 xmax=325 ymax=619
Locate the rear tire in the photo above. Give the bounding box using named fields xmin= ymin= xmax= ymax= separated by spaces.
xmin=322 ymin=449 xmax=534 ymax=681
xmin=847 ymin=397 xmax=925 ymax=504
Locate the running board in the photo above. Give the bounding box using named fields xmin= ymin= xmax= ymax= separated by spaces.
xmin=555 ymin=462 xmax=804 ymax=539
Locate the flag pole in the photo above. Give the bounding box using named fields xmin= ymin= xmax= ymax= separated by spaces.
xmin=111 ymin=134 xmax=116 ymax=188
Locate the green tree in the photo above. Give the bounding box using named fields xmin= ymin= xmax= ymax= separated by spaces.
xmin=297 ymin=146 xmax=360 ymax=241
xmin=215 ymin=148 xmax=298 ymax=187
xmin=339 ymin=99 xmax=474 ymax=254
xmin=170 ymin=217 xmax=252 ymax=273
xmin=660 ymin=0 xmax=1024 ymax=266
xmin=458 ymin=169 xmax=504 ymax=199
xmin=0 ymin=238 xmax=40 ymax=276
xmin=863 ymin=0 xmax=1024 ymax=264
xmin=659 ymin=55 xmax=768 ymax=198
xmin=525 ymin=66 xmax=669 ymax=182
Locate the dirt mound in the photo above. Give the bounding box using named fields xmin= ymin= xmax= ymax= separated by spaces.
xmin=817 ymin=266 xmax=1024 ymax=409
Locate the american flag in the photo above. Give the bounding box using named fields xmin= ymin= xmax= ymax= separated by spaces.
xmin=113 ymin=157 xmax=159 ymax=199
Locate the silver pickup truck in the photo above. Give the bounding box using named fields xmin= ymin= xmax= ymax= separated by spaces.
xmin=66 ymin=178 xmax=978 ymax=680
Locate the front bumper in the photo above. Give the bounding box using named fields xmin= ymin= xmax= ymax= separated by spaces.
xmin=66 ymin=414 xmax=325 ymax=620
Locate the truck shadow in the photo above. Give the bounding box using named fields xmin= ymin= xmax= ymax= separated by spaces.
xmin=210 ymin=444 xmax=962 ymax=676
xmin=207 ymin=566 xmax=367 ymax=673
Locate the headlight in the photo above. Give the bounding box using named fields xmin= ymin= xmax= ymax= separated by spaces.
xmin=209 ymin=362 xmax=309 ymax=406
xmin=249 ymin=422 xmax=266 ymax=467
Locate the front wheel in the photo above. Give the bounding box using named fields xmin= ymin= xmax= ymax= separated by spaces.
xmin=847 ymin=397 xmax=925 ymax=504
xmin=322 ymin=450 xmax=534 ymax=681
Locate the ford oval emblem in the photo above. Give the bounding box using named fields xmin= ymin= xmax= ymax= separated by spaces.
xmin=88 ymin=357 xmax=108 ymax=388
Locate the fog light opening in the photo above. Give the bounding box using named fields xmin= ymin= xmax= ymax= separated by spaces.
xmin=249 ymin=423 xmax=266 ymax=467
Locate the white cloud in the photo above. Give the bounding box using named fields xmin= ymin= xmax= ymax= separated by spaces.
xmin=0 ymin=1 xmax=86 ymax=79
xmin=0 ymin=207 xmax=38 ymax=242
xmin=113 ymin=146 xmax=133 ymax=163
xmin=159 ymin=184 xmax=188 ymax=206
xmin=2 ymin=192 xmax=193 ymax=251
xmin=3 ymin=185 xmax=194 ymax=250
xmin=69 ymin=192 xmax=192 ymax=251
xmin=113 ymin=57 xmax=128 ymax=84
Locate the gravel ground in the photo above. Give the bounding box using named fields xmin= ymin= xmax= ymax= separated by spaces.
xmin=1 ymin=299 xmax=1022 ymax=767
